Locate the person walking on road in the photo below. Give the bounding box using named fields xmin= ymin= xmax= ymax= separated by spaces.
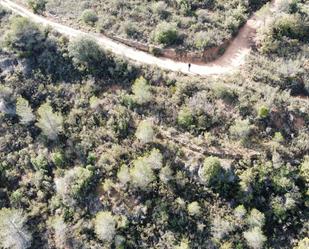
xmin=188 ymin=63 xmax=191 ymax=72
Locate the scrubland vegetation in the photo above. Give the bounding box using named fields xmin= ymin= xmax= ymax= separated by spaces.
xmin=0 ymin=0 xmax=308 ymax=249
xmin=22 ymin=0 xmax=270 ymax=51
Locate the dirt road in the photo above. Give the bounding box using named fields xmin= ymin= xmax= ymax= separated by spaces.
xmin=0 ymin=0 xmax=278 ymax=76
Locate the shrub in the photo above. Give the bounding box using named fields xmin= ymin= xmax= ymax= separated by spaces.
xmin=234 ymin=205 xmax=247 ymax=219
xmin=300 ymin=157 xmax=309 ymax=183
xmin=177 ymin=107 xmax=194 ymax=129
xmin=153 ymin=1 xmax=170 ymax=19
xmin=130 ymin=157 xmax=155 ymax=189
xmin=154 ymin=22 xmax=179 ymax=46
xmin=4 ymin=17 xmax=45 ymax=57
xmin=146 ymin=148 xmax=163 ymax=169
xmin=273 ymin=14 xmax=306 ymax=41
xmin=16 ymin=97 xmax=35 ymax=124
xmin=211 ymin=216 xmax=235 ymax=241
xmin=132 ymin=76 xmax=152 ymax=105
xmin=195 ymin=31 xmax=213 ymax=50
xmin=27 ymin=0 xmax=47 ymax=14
xmin=55 ymin=167 xmax=93 ymax=206
xmin=243 ymin=227 xmax=267 ymax=249
xmin=48 ymin=216 xmax=69 ymax=249
xmin=0 ymin=208 xmax=32 ymax=249
xmin=68 ymin=36 xmax=105 ymax=74
xmin=117 ymin=165 xmax=131 ymax=185
xmin=199 ymin=156 xmax=222 ymax=185
xmin=94 ymin=211 xmax=116 ymax=242
xmin=123 ymin=22 xmax=139 ymax=38
xmin=294 ymin=238 xmax=309 ymax=249
xmin=31 ymin=153 xmax=48 ymax=171
xmin=0 ymin=6 xmax=8 ymax=19
xmin=257 ymin=105 xmax=269 ymax=119
xmin=36 ymin=102 xmax=63 ymax=140
xmin=51 ymin=151 xmax=65 ymax=168
xmin=229 ymin=119 xmax=252 ymax=144
xmin=246 ymin=209 xmax=265 ymax=228
xmin=81 ymin=9 xmax=98 ymax=26
xmin=175 ymin=239 xmax=190 ymax=249
xmin=107 ymin=106 xmax=131 ymax=138
xmin=187 ymin=201 xmax=201 ymax=216
xmin=135 ymin=119 xmax=154 ymax=144
xmin=159 ymin=165 xmax=173 ymax=183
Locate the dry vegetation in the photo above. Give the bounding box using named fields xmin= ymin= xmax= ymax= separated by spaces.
xmin=0 ymin=0 xmax=308 ymax=249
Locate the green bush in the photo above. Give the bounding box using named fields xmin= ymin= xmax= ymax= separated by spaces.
xmin=68 ymin=36 xmax=105 ymax=74
xmin=94 ymin=211 xmax=116 ymax=242
xmin=153 ymin=1 xmax=170 ymax=19
xmin=243 ymin=227 xmax=267 ymax=249
xmin=4 ymin=17 xmax=45 ymax=57
xmin=36 ymin=102 xmax=63 ymax=140
xmin=187 ymin=201 xmax=201 ymax=216
xmin=199 ymin=156 xmax=222 ymax=185
xmin=229 ymin=119 xmax=252 ymax=145
xmin=246 ymin=209 xmax=265 ymax=228
xmin=135 ymin=119 xmax=154 ymax=144
xmin=177 ymin=107 xmax=194 ymax=129
xmin=300 ymin=157 xmax=309 ymax=183
xmin=154 ymin=22 xmax=179 ymax=46
xmin=117 ymin=165 xmax=131 ymax=185
xmin=27 ymin=0 xmax=47 ymax=14
xmin=81 ymin=9 xmax=98 ymax=26
xmin=294 ymin=238 xmax=309 ymax=249
xmin=130 ymin=157 xmax=155 ymax=189
xmin=195 ymin=31 xmax=213 ymax=50
xmin=55 ymin=167 xmax=93 ymax=206
xmin=16 ymin=97 xmax=35 ymax=124
xmin=51 ymin=152 xmax=65 ymax=168
xmin=257 ymin=105 xmax=269 ymax=119
xmin=132 ymin=76 xmax=152 ymax=105
xmin=31 ymin=153 xmax=48 ymax=171
xmin=0 ymin=208 xmax=32 ymax=249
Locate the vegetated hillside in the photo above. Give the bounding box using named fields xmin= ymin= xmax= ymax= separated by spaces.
xmin=21 ymin=0 xmax=269 ymax=52
xmin=0 ymin=2 xmax=309 ymax=249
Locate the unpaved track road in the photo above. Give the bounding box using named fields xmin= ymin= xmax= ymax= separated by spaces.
xmin=1 ymin=0 xmax=278 ymax=76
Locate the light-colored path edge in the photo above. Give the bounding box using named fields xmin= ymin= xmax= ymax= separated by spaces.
xmin=1 ymin=0 xmax=277 ymax=76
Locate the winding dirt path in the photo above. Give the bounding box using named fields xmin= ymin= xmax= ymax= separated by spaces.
xmin=1 ymin=0 xmax=278 ymax=76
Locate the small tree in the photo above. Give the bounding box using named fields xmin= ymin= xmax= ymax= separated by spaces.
xmin=243 ymin=227 xmax=267 ymax=249
xmin=27 ymin=0 xmax=47 ymax=14
xmin=229 ymin=119 xmax=252 ymax=145
xmin=154 ymin=22 xmax=178 ymax=46
xmin=294 ymin=238 xmax=309 ymax=249
xmin=146 ymin=148 xmax=163 ymax=169
xmin=55 ymin=167 xmax=93 ymax=206
xmin=199 ymin=156 xmax=222 ymax=185
xmin=94 ymin=211 xmax=116 ymax=242
xmin=257 ymin=105 xmax=269 ymax=119
xmin=4 ymin=17 xmax=45 ymax=57
xmin=132 ymin=77 xmax=152 ymax=105
xmin=16 ymin=97 xmax=35 ymax=124
xmin=117 ymin=164 xmax=131 ymax=185
xmin=36 ymin=102 xmax=63 ymax=140
xmin=130 ymin=157 xmax=155 ymax=189
xmin=135 ymin=119 xmax=154 ymax=144
xmin=246 ymin=209 xmax=265 ymax=228
xmin=68 ymin=36 xmax=105 ymax=74
xmin=177 ymin=107 xmax=194 ymax=129
xmin=300 ymin=157 xmax=309 ymax=183
xmin=48 ymin=216 xmax=69 ymax=249
xmin=187 ymin=201 xmax=201 ymax=216
xmin=0 ymin=208 xmax=32 ymax=249
xmin=81 ymin=9 xmax=98 ymax=26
